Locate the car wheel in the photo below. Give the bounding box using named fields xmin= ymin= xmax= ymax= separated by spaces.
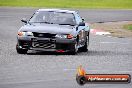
xmin=80 ymin=35 xmax=89 ymax=52
xmin=16 ymin=46 xmax=27 ymax=54
xmin=70 ymin=41 xmax=78 ymax=55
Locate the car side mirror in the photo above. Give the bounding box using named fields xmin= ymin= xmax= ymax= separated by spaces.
xmin=21 ymin=18 xmax=28 ymax=23
xmin=79 ymin=22 xmax=85 ymax=26
xmin=82 ymin=18 xmax=85 ymax=22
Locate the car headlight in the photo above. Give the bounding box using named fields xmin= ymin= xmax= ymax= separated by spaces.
xmin=18 ymin=32 xmax=33 ymax=37
xmin=55 ymin=34 xmax=73 ymax=39
xmin=26 ymin=32 xmax=33 ymax=36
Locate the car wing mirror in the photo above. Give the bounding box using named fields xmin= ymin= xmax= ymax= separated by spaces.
xmin=21 ymin=18 xmax=28 ymax=23
xmin=82 ymin=18 xmax=85 ymax=22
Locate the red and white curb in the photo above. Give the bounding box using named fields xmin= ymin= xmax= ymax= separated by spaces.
xmin=90 ymin=29 xmax=111 ymax=35
xmin=86 ymin=23 xmax=111 ymax=36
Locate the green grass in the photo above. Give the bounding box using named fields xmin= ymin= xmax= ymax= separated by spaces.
xmin=124 ymin=24 xmax=132 ymax=31
xmin=0 ymin=0 xmax=132 ymax=9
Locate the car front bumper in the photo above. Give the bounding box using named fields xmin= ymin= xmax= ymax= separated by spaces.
xmin=17 ymin=37 xmax=76 ymax=52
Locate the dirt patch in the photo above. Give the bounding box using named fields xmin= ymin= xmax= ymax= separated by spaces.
xmin=90 ymin=21 xmax=132 ymax=38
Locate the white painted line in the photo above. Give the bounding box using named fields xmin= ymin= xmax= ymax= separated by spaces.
xmin=96 ymin=32 xmax=111 ymax=35
xmin=90 ymin=29 xmax=111 ymax=35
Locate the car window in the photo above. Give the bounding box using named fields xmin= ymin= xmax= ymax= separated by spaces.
xmin=74 ymin=13 xmax=83 ymax=24
xmin=29 ymin=11 xmax=76 ymax=25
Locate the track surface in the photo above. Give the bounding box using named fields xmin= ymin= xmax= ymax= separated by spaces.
xmin=0 ymin=7 xmax=132 ymax=88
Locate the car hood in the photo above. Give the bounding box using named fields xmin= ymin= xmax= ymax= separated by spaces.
xmin=19 ymin=23 xmax=75 ymax=34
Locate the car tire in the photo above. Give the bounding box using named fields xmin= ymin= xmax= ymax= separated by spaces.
xmin=80 ymin=35 xmax=89 ymax=52
xmin=70 ymin=41 xmax=78 ymax=55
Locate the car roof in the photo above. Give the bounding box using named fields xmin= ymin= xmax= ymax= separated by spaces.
xmin=37 ymin=9 xmax=76 ymax=14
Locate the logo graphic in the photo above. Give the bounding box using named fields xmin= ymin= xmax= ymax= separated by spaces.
xmin=76 ymin=66 xmax=131 ymax=85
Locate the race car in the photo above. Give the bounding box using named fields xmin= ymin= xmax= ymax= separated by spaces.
xmin=16 ymin=9 xmax=90 ymax=54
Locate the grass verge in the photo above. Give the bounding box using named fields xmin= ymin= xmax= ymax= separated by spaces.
xmin=91 ymin=21 xmax=132 ymax=38
xmin=0 ymin=0 xmax=132 ymax=9
xmin=123 ymin=24 xmax=132 ymax=31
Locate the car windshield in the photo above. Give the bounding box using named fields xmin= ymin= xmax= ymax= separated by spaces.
xmin=29 ymin=11 xmax=76 ymax=26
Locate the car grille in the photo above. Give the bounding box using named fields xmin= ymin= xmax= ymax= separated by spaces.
xmin=33 ymin=32 xmax=56 ymax=38
xmin=32 ymin=40 xmax=55 ymax=49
